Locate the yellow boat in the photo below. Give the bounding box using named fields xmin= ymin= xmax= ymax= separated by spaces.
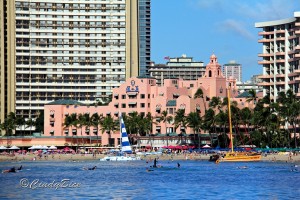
xmin=210 ymin=87 xmax=262 ymax=163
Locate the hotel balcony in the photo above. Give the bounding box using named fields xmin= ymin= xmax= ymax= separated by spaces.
xmin=258 ymin=82 xmax=273 ymax=86
xmin=258 ymin=53 xmax=272 ymax=57
xmin=297 ymin=92 xmax=300 ymax=97
xmin=296 ymin=22 xmax=300 ymax=27
xmin=276 ymin=59 xmax=285 ymax=63
xmin=276 ymin=37 xmax=285 ymax=41
xmin=275 ymin=74 xmax=285 ymax=78
xmin=258 ymin=60 xmax=274 ymax=64
xmin=258 ymin=38 xmax=274 ymax=43
xmin=295 ymin=53 xmax=300 ymax=58
xmin=258 ymin=31 xmax=274 ymax=36
xmin=275 ymin=81 xmax=285 ymax=85
xmin=257 ymin=74 xmax=273 ymax=79
xmin=293 ymin=77 xmax=300 ymax=82
xmin=296 ymin=30 xmax=300 ymax=35
xmin=275 ymin=52 xmax=285 ymax=56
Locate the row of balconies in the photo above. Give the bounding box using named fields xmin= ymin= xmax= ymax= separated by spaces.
xmin=16 ymin=59 xmax=125 ymax=63
xmin=30 ymin=24 xmax=125 ymax=28
xmin=26 ymin=41 xmax=125 ymax=45
xmin=29 ymin=5 xmax=126 ymax=10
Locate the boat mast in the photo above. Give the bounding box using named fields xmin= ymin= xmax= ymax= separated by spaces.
xmin=227 ymin=87 xmax=234 ymax=153
xmin=119 ymin=112 xmax=122 ymax=152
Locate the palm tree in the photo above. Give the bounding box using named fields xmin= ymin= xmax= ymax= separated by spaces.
xmin=15 ymin=116 xmax=25 ymax=136
xmin=91 ymin=113 xmax=103 ymax=146
xmin=246 ymin=89 xmax=257 ymax=105
xmin=101 ymin=115 xmax=118 ymax=146
xmin=77 ymin=113 xmax=86 ymax=146
xmin=186 ymin=112 xmax=202 ymax=147
xmin=34 ymin=111 xmax=44 ymax=133
xmin=160 ymin=110 xmax=168 ymax=135
xmin=25 ymin=118 xmax=35 ymax=136
xmin=202 ymin=108 xmax=216 ymax=147
xmin=194 ymin=88 xmax=206 ymax=113
xmin=1 ymin=112 xmax=17 ymax=146
xmin=174 ymin=109 xmax=187 ymax=137
xmin=160 ymin=110 xmax=173 ymax=148
xmin=64 ymin=113 xmax=78 ymax=149
xmin=209 ymin=96 xmax=222 ymax=112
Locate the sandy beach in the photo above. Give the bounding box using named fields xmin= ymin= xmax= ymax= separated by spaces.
xmin=1 ymin=152 xmax=300 ymax=163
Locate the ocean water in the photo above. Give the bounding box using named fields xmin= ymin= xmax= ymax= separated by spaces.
xmin=0 ymin=160 xmax=299 ymax=200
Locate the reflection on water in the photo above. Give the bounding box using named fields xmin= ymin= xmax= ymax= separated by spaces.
xmin=0 ymin=160 xmax=299 ymax=199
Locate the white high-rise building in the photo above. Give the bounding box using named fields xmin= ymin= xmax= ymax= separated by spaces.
xmin=255 ymin=12 xmax=300 ymax=100
xmin=0 ymin=0 xmax=150 ymax=126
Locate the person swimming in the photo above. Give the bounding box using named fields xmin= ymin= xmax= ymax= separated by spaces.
xmin=83 ymin=166 xmax=97 ymax=170
xmin=146 ymin=168 xmax=154 ymax=172
xmin=237 ymin=166 xmax=248 ymax=169
xmin=177 ymin=163 xmax=180 ymax=168
xmin=18 ymin=165 xmax=22 ymax=170
xmin=2 ymin=167 xmax=16 ymax=173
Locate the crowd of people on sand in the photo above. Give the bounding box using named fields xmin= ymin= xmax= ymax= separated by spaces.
xmin=1 ymin=148 xmax=300 ymax=164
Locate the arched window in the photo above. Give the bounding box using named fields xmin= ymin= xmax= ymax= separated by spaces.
xmin=209 ymin=70 xmax=212 ymax=77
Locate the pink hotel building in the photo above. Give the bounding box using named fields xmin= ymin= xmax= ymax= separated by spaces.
xmin=43 ymin=54 xmax=247 ymax=147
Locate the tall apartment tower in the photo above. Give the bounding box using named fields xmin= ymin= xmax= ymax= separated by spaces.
xmin=255 ymin=12 xmax=300 ymax=100
xmin=222 ymin=60 xmax=242 ymax=82
xmin=0 ymin=0 xmax=150 ymax=125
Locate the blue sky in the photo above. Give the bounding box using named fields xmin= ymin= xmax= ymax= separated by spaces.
xmin=151 ymin=0 xmax=300 ymax=82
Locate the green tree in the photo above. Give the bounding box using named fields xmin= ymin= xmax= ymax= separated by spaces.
xmin=101 ymin=115 xmax=118 ymax=146
xmin=186 ymin=112 xmax=202 ymax=147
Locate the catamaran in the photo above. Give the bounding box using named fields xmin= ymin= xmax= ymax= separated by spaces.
xmin=209 ymin=87 xmax=262 ymax=163
xmin=100 ymin=114 xmax=140 ymax=161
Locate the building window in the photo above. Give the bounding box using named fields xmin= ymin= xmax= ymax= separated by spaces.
xmin=140 ymin=94 xmax=145 ymax=99
xmin=122 ymin=104 xmax=126 ymax=108
xmin=122 ymin=95 xmax=126 ymax=99
xmin=140 ymin=103 xmax=145 ymax=108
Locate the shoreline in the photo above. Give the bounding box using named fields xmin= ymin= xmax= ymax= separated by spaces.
xmin=1 ymin=153 xmax=300 ymax=164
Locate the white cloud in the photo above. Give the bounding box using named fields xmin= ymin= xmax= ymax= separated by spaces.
xmin=236 ymin=0 xmax=297 ymax=21
xmin=217 ymin=19 xmax=256 ymax=40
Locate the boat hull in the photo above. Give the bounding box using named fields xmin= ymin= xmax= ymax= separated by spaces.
xmin=100 ymin=156 xmax=141 ymax=161
xmin=210 ymin=153 xmax=262 ymax=163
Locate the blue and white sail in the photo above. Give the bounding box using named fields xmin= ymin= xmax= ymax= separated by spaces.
xmin=120 ymin=115 xmax=132 ymax=153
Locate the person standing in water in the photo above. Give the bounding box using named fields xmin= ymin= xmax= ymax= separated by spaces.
xmin=153 ymin=158 xmax=157 ymax=168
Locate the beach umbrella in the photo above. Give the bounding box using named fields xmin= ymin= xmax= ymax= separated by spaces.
xmin=49 ymin=145 xmax=57 ymax=150
xmin=202 ymin=144 xmax=211 ymax=148
xmin=9 ymin=145 xmax=20 ymax=150
xmin=28 ymin=145 xmax=37 ymax=150
xmin=41 ymin=145 xmax=49 ymax=149
xmin=0 ymin=146 xmax=7 ymax=150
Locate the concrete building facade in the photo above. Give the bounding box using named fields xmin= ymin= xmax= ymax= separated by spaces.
xmin=148 ymin=54 xmax=205 ymax=85
xmin=222 ymin=60 xmax=242 ymax=82
xmin=255 ymin=12 xmax=300 ymax=100
xmin=0 ymin=0 xmax=150 ymax=132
